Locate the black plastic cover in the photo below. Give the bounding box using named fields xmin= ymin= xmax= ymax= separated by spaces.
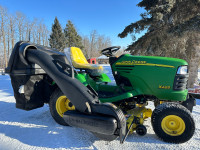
xmin=182 ymin=94 xmax=196 ymax=112
xmin=10 ymin=74 xmax=54 ymax=110
xmin=6 ymin=42 xmax=70 ymax=110
xmin=6 ymin=41 xmax=70 ymax=75
xmin=63 ymin=111 xmax=117 ymax=135
xmin=173 ymin=74 xmax=188 ymax=91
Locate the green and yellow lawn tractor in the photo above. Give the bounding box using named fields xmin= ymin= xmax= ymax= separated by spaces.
xmin=6 ymin=42 xmax=196 ymax=144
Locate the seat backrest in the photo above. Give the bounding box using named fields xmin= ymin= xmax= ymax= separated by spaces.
xmin=70 ymin=47 xmax=89 ymax=68
xmin=70 ymin=47 xmax=103 ymax=71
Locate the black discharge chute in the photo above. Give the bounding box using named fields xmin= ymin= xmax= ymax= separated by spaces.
xmin=6 ymin=41 xmax=126 ymax=143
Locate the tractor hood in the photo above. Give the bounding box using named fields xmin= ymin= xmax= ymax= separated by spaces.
xmin=111 ymin=54 xmax=188 ymax=101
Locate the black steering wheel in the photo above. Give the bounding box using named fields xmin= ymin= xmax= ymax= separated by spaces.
xmin=101 ymin=46 xmax=121 ymax=57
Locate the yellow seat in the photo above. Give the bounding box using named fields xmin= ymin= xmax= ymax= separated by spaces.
xmin=70 ymin=47 xmax=103 ymax=70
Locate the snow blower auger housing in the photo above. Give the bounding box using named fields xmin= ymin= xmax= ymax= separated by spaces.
xmin=6 ymin=42 xmax=196 ymax=144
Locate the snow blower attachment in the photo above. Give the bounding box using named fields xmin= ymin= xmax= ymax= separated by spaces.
xmin=6 ymin=41 xmax=126 ymax=143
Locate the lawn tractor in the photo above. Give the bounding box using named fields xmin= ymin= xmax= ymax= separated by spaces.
xmin=6 ymin=41 xmax=196 ymax=144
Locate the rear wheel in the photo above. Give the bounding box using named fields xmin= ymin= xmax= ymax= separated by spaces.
xmin=49 ymin=88 xmax=75 ymax=126
xmin=151 ymin=102 xmax=195 ymax=143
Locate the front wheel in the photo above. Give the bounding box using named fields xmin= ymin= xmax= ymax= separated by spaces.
xmin=151 ymin=102 xmax=195 ymax=143
xmin=49 ymin=88 xmax=75 ymax=126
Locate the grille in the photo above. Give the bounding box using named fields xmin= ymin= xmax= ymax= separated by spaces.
xmin=173 ymin=74 xmax=188 ymax=91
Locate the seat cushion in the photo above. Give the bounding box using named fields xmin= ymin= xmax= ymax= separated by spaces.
xmin=70 ymin=47 xmax=102 ymax=70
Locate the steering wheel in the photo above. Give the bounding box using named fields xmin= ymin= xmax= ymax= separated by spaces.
xmin=101 ymin=46 xmax=121 ymax=57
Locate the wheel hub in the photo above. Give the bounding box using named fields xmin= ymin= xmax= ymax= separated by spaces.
xmin=161 ymin=115 xmax=185 ymax=136
xmin=56 ymin=96 xmax=75 ymax=117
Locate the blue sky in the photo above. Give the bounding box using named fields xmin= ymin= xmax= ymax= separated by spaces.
xmin=0 ymin=0 xmax=145 ymax=48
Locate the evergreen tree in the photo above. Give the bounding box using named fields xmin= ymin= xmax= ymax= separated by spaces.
xmin=49 ymin=17 xmax=66 ymax=52
xmin=119 ymin=0 xmax=200 ymax=88
xmin=64 ymin=20 xmax=83 ymax=49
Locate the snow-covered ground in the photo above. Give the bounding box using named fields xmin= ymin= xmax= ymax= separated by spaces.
xmin=0 ymin=68 xmax=200 ymax=150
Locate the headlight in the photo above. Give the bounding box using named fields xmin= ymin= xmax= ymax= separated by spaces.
xmin=177 ymin=66 xmax=188 ymax=75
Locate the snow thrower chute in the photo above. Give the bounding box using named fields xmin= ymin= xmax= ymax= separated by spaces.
xmin=5 ymin=41 xmax=126 ymax=143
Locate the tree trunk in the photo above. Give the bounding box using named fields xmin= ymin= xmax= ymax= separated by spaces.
xmin=188 ymin=45 xmax=200 ymax=88
xmin=7 ymin=27 xmax=10 ymax=59
xmin=188 ymin=58 xmax=199 ymax=88
xmin=7 ymin=39 xmax=10 ymax=59
xmin=0 ymin=55 xmax=3 ymax=69
xmin=1 ymin=21 xmax=7 ymax=68
xmin=3 ymin=32 xmax=7 ymax=68
xmin=11 ymin=33 xmax=15 ymax=50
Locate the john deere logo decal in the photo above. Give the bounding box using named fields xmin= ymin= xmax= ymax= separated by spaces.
xmin=116 ymin=60 xmax=146 ymax=65
xmin=116 ymin=60 xmax=175 ymax=68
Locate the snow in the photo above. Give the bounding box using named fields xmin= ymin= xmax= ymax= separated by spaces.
xmin=97 ymin=55 xmax=109 ymax=59
xmin=0 ymin=69 xmax=200 ymax=150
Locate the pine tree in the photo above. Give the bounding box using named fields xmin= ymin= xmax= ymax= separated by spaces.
xmin=49 ymin=17 xmax=66 ymax=52
xmin=119 ymin=0 xmax=200 ymax=88
xmin=64 ymin=20 xmax=83 ymax=49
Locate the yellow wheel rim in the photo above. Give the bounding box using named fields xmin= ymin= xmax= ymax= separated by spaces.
xmin=161 ymin=115 xmax=185 ymax=136
xmin=56 ymin=96 xmax=75 ymax=117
